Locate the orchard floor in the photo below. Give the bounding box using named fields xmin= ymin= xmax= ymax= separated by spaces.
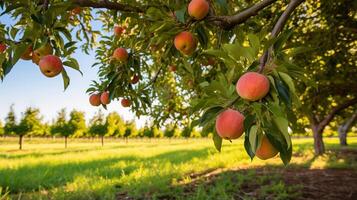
xmin=0 ymin=137 xmax=356 ymax=200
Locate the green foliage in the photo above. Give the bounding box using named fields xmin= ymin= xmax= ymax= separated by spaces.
xmin=88 ymin=110 xmax=106 ymax=137
xmin=68 ymin=110 xmax=86 ymax=137
xmin=17 ymin=107 xmax=43 ymax=137
xmin=4 ymin=105 xmax=17 ymax=136
xmin=0 ymin=120 xmax=4 ymax=136
xmin=2 ymin=0 xmax=354 ymax=163
xmin=51 ymin=109 xmax=71 ymax=137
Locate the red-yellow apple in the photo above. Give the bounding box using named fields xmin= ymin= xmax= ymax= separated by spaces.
xmin=168 ymin=65 xmax=177 ymax=72
xmin=215 ymin=109 xmax=245 ymax=140
xmin=89 ymin=94 xmax=101 ymax=106
xmin=255 ymin=135 xmax=278 ymax=160
xmin=32 ymin=43 xmax=53 ymax=65
xmin=112 ymin=48 xmax=128 ymax=61
xmin=174 ymin=31 xmax=197 ymax=55
xmin=121 ymin=99 xmax=131 ymax=107
xmin=131 ymin=74 xmax=139 ymax=84
xmin=202 ymin=57 xmax=216 ymax=66
xmin=188 ymin=0 xmax=210 ymax=20
xmin=236 ymin=72 xmax=270 ymax=101
xmin=71 ymin=7 xmax=81 ymax=15
xmin=38 ymin=55 xmax=63 ymax=78
xmin=114 ymin=26 xmax=125 ymax=37
xmin=0 ymin=43 xmax=7 ymax=53
xmin=21 ymin=46 xmax=33 ymax=60
xmin=100 ymin=91 xmax=111 ymax=105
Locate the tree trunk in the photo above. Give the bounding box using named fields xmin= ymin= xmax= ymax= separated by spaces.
xmin=65 ymin=136 xmax=68 ymax=149
xmin=19 ymin=135 xmax=23 ymax=150
xmin=312 ymin=125 xmax=325 ymax=155
xmin=101 ymin=136 xmax=104 ymax=147
xmin=338 ymin=111 xmax=357 ymax=146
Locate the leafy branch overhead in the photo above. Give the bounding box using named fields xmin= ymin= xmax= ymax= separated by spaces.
xmin=0 ymin=0 xmax=311 ymax=164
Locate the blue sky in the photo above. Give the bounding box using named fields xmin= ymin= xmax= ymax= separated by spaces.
xmin=0 ymin=13 xmax=147 ymax=126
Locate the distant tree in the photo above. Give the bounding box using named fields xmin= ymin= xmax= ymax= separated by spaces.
xmin=142 ymin=123 xmax=154 ymax=138
xmin=88 ymin=110 xmax=106 ymax=146
xmin=51 ymin=109 xmax=71 ymax=148
xmin=153 ymin=125 xmax=163 ymax=138
xmin=0 ymin=120 xmax=4 ymax=137
xmin=105 ymin=112 xmax=125 ymax=137
xmin=17 ymin=107 xmax=43 ymax=150
xmin=164 ymin=124 xmax=175 ymax=138
xmin=338 ymin=110 xmax=357 ymax=146
xmin=123 ymin=121 xmax=138 ymax=139
xmin=4 ymin=105 xmax=17 ymax=137
xmin=180 ymin=127 xmax=192 ymax=138
xmin=68 ymin=110 xmax=87 ymax=138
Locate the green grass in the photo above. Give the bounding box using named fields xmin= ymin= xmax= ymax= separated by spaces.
xmin=0 ymin=137 xmax=356 ymax=199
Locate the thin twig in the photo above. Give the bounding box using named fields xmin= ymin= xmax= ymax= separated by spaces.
xmin=258 ymin=0 xmax=305 ymax=73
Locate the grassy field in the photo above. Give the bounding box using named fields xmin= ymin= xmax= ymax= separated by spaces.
xmin=0 ymin=137 xmax=356 ymax=200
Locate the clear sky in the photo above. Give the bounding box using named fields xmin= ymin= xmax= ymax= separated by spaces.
xmin=0 ymin=13 xmax=147 ymax=126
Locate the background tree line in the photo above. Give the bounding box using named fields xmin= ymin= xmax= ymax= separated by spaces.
xmin=0 ymin=105 xmax=356 ymax=150
xmin=0 ymin=105 xmax=204 ymax=149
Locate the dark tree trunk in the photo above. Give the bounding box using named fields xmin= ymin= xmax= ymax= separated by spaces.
xmin=338 ymin=111 xmax=357 ymax=146
xmin=312 ymin=124 xmax=325 ymax=155
xmin=19 ymin=135 xmax=23 ymax=150
xmin=101 ymin=136 xmax=104 ymax=146
xmin=65 ymin=136 xmax=68 ymax=149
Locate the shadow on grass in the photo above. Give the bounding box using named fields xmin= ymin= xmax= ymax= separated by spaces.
xmin=0 ymin=147 xmax=213 ymax=194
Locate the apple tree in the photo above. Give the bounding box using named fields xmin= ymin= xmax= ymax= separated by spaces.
xmin=0 ymin=0 xmax=323 ymax=162
xmin=51 ymin=108 xmax=72 ymax=148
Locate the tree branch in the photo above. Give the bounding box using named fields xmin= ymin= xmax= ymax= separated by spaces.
xmin=318 ymin=97 xmax=357 ymax=132
xmin=258 ymin=0 xmax=305 ymax=73
xmin=209 ymin=0 xmax=277 ymax=29
xmin=71 ymin=0 xmax=144 ymax=13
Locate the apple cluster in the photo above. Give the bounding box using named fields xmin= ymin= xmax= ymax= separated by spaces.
xmin=89 ymin=25 xmax=138 ymax=108
xmin=0 ymin=41 xmax=64 ymax=78
xmin=215 ymin=72 xmax=277 ymax=160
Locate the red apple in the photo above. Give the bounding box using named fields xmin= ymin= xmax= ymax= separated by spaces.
xmin=215 ymin=109 xmax=245 ymax=140
xmin=168 ymin=65 xmax=177 ymax=72
xmin=174 ymin=31 xmax=197 ymax=55
xmin=112 ymin=48 xmax=129 ymax=61
xmin=100 ymin=91 xmax=111 ymax=105
xmin=188 ymin=0 xmax=210 ymax=20
xmin=71 ymin=7 xmax=81 ymax=15
xmin=21 ymin=46 xmax=33 ymax=60
xmin=38 ymin=55 xmax=63 ymax=78
xmin=0 ymin=43 xmax=7 ymax=53
xmin=121 ymin=99 xmax=131 ymax=107
xmin=114 ymin=26 xmax=125 ymax=37
xmin=32 ymin=43 xmax=53 ymax=65
xmin=236 ymin=72 xmax=270 ymax=101
xmin=89 ymin=94 xmax=101 ymax=106
xmin=131 ymin=74 xmax=140 ymax=84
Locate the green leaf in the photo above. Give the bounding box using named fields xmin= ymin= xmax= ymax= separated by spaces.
xmin=12 ymin=43 xmax=29 ymax=65
xmin=279 ymin=145 xmax=292 ymax=166
xmin=61 ymin=68 xmax=70 ymax=90
xmin=63 ymin=58 xmax=82 ymax=75
xmin=199 ymin=106 xmax=224 ymax=127
xmin=175 ymin=7 xmax=186 ymax=23
xmin=244 ymin=133 xmax=255 ymax=160
xmin=248 ymin=33 xmax=260 ymax=54
xmin=244 ymin=114 xmax=256 ymax=134
xmin=196 ymin=25 xmax=208 ymax=49
xmin=278 ymin=72 xmax=295 ymax=94
xmin=276 ymin=80 xmax=291 ymax=108
xmin=212 ymin=130 xmax=222 ymax=152
xmin=249 ymin=125 xmax=262 ymax=153
xmin=273 ymin=117 xmax=291 ymax=149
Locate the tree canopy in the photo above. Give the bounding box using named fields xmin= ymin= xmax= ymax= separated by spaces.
xmin=1 ymin=0 xmax=356 ymax=161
